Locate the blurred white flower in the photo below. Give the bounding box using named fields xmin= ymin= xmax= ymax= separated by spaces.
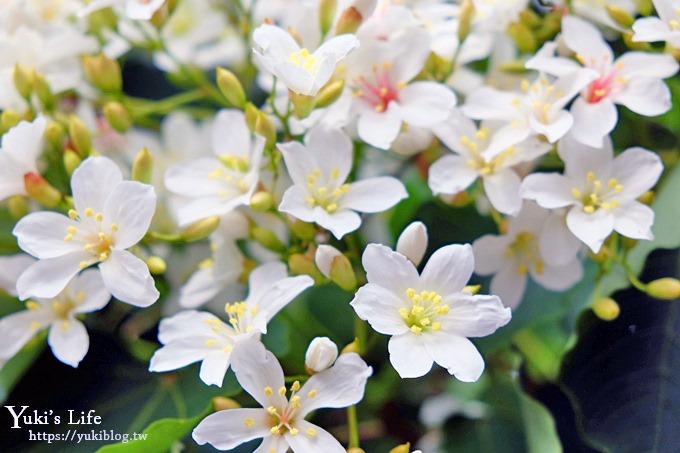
xmin=350 ymin=243 xmax=510 ymax=380
xmin=0 ymin=116 xmax=46 ymax=201
xmin=78 ymin=0 xmax=165 ymax=20
xmin=0 ymin=270 xmax=111 ymax=368
xmin=279 ymin=126 xmax=407 ymax=239
xmin=13 ymin=157 xmax=159 ymax=307
xmin=193 ymin=339 xmax=371 ymax=452
xmin=521 ymin=135 xmax=663 ymax=252
xmin=632 ymin=0 xmax=680 ymax=47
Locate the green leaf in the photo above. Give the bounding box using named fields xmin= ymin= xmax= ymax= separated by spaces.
xmin=0 ymin=332 xmax=46 ymax=404
xmin=95 ymin=403 xmax=212 ymax=453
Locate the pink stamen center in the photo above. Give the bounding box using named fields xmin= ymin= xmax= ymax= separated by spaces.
xmin=354 ymin=62 xmax=402 ymax=113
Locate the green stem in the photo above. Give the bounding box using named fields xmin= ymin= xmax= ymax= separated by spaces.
xmin=126 ymin=89 xmax=206 ymax=118
xmin=347 ymin=405 xmax=360 ymax=449
xmin=127 ymin=383 xmax=166 ymax=433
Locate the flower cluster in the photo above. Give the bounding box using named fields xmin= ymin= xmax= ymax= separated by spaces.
xmin=0 ymin=0 xmax=678 ymax=452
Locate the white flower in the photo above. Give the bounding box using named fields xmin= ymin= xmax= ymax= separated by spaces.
xmin=278 ymin=126 xmax=408 ymax=239
xmin=0 ymin=116 xmax=46 ymax=201
xmin=13 ymin=156 xmax=159 ymax=307
xmin=252 ymin=24 xmax=359 ymax=96
xmin=192 ymin=339 xmax=372 ymax=452
xmin=165 ymin=110 xmax=265 ymax=226
xmin=78 ymin=0 xmax=166 ymax=20
xmin=0 ymin=254 xmax=34 ymax=297
xmin=0 ymin=270 xmax=111 ymax=368
xmin=472 ymin=202 xmax=584 ymax=309
xmin=346 ymin=32 xmax=457 ymax=149
xmin=350 ymin=243 xmax=511 ymax=381
xmin=149 ymin=262 xmax=313 ymax=386
xmin=429 ymin=111 xmax=551 ymax=216
xmin=520 ymin=135 xmax=663 ymax=253
xmin=462 ymin=70 xmax=597 ymax=144
xmin=527 ymin=16 xmax=678 ymax=147
xmin=396 ymin=221 xmax=428 ymax=266
xmin=305 ymin=337 xmax=339 ymax=373
xmin=632 ymin=0 xmax=680 ymax=47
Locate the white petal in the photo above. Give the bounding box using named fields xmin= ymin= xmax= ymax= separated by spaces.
xmin=179 ymin=268 xmax=223 ymax=309
xmin=428 ymin=155 xmax=479 ymax=195
xmin=104 ymin=181 xmax=156 ymax=249
xmin=254 ymin=436 xmax=288 ymax=453
xmin=212 ymin=110 xmax=251 ymax=158
xmin=632 ymin=17 xmax=672 ymax=43
xmin=396 ymin=222 xmax=428 ymax=267
xmin=430 ymin=110 xmax=478 ymax=155
xmin=69 ymin=270 xmax=111 ymax=313
xmin=423 ymin=333 xmax=485 ymax=382
xmin=16 ymin=252 xmax=90 ymax=300
xmin=388 ymin=333 xmax=433 ymax=378
xmin=616 ymin=52 xmax=679 ymax=80
xmin=125 ymin=0 xmax=164 ymax=19
xmin=149 ymin=338 xmax=211 ymax=373
xmin=157 ymin=311 xmax=225 ymax=344
xmin=285 ymin=421 xmax=345 ymax=453
xmin=490 ymin=265 xmax=528 ymax=310
xmin=279 ymin=186 xmax=318 ymax=223
xmin=165 ymin=158 xmax=225 ymax=197
xmin=192 ymin=408 xmax=271 ymax=450
xmin=48 ymin=319 xmax=89 ymax=368
xmin=614 ymin=78 xmax=672 ymax=116
xmin=539 ymin=213 xmax=582 ymax=266
xmin=461 ymin=87 xmax=517 ymax=122
xmin=0 ymin=254 xmax=34 ymax=296
xmin=315 ymin=245 xmax=342 ymax=278
xmin=314 ymin=208 xmax=362 ymax=239
xmin=199 ymin=351 xmax=231 ymax=387
xmin=298 ymin=352 xmax=372 ymax=417
xmin=230 ymin=339 xmax=287 ymax=408
xmin=566 ymin=207 xmax=615 ymax=253
xmin=613 ymin=201 xmax=654 ymax=240
xmin=1 ymin=116 xmax=45 ymax=170
xmin=99 ymin=250 xmax=159 ymax=307
xmin=558 ymin=133 xmax=614 ymax=182
xmin=350 ymin=284 xmax=410 ymax=336
xmin=483 ymin=170 xmax=522 ymax=216
xmin=279 ymin=141 xmax=313 ymax=187
xmin=356 ymin=102 xmax=402 ymax=150
xmin=71 ymin=157 xmax=123 ymax=213
xmin=529 ymin=109 xmax=573 ymax=143
xmin=0 ymin=309 xmax=50 ymax=361
xmin=421 ymin=244 xmax=474 ymax=294
xmin=177 ymin=195 xmax=249 ymax=227
xmin=362 ymin=244 xmax=420 ymax=296
xmin=399 ymin=82 xmax=456 ymax=127
xmin=13 ymin=212 xmax=81 ymax=259
xmin=472 ymin=235 xmax=509 ymax=275
xmin=562 ymin=15 xmax=613 ymax=63
xmin=304 ymin=126 xmax=354 ymax=181
xmin=570 ymin=98 xmax=618 ymax=148
xmin=444 ymin=294 xmax=511 ymax=337
xmin=531 ymin=259 xmax=583 ymax=291
xmin=250 ymin=275 xmax=313 ymax=331
xmin=341 ymin=177 xmax=407 ymax=213
xmin=611 ymin=147 xmax=663 ymax=201
xmin=253 ymin=24 xmax=301 ymax=70
xmin=520 ymin=173 xmax=575 ymax=209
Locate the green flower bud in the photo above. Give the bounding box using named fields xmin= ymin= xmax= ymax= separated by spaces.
xmin=646 ymin=278 xmax=680 ymax=300
xmin=68 ymin=116 xmax=92 ymax=157
xmin=180 ymin=216 xmax=221 ymax=242
xmin=251 ymin=226 xmax=286 ymax=252
xmin=103 ymin=102 xmax=131 ymax=132
xmin=319 ymin=0 xmax=337 ymax=36
xmin=24 ymin=172 xmax=62 ymax=207
xmin=63 ymin=149 xmax=82 ymax=177
xmin=458 ymin=0 xmax=475 ymax=42
xmin=216 ymin=67 xmax=246 ymax=108
xmin=315 ymin=79 xmax=345 ymax=108
xmin=83 ymin=54 xmax=122 ymax=93
xmin=606 ymin=5 xmax=634 ymax=28
xmin=290 ymin=90 xmax=316 ymax=119
xmin=250 ymin=191 xmax=274 ymax=211
xmin=131 ymin=147 xmax=154 ymax=184
xmin=33 ymin=73 xmax=54 ymax=111
xmin=593 ymin=297 xmax=620 ymax=321
xmin=146 ymin=256 xmax=167 ymax=275
xmin=508 ymin=22 xmax=537 ymax=53
xmin=335 ymin=6 xmax=362 ymax=35
xmin=13 ymin=64 xmax=34 ymax=100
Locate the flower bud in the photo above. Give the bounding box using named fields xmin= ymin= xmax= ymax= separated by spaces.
xmin=132 ymin=147 xmax=154 ymax=184
xmin=396 ymin=221 xmax=428 ymax=266
xmin=305 ymin=337 xmax=338 ymax=373
xmin=315 ymin=244 xmax=342 ymax=279
xmin=315 ymin=79 xmax=345 ymax=108
xmin=288 ymin=253 xmax=324 ymax=283
xmin=635 ymin=0 xmax=653 ymax=16
xmin=212 ymin=397 xmax=241 ymax=411
xmin=463 ymin=284 xmax=481 ymax=295
xmin=290 ymin=90 xmax=316 ymax=119
xmin=335 ymin=7 xmax=362 ymax=34
xmin=13 ymin=64 xmax=34 ymax=100
xmin=646 ymin=278 xmax=680 ymax=300
xmin=458 ymin=0 xmax=475 ymax=42
xmin=507 ymin=22 xmax=536 ymax=53
xmin=33 ymin=73 xmax=54 ymax=111
xmin=45 ymin=121 xmax=66 ymax=148
xmin=244 ymin=102 xmax=259 ymax=131
xmin=290 ymin=220 xmax=316 ymax=241
xmin=252 ymin=226 xmax=286 ymax=252
xmin=24 ymin=172 xmax=61 ymax=207
xmin=519 ymin=9 xmax=540 ymax=28
xmin=638 ymin=190 xmax=654 ymax=205
xmin=104 ymin=102 xmax=132 ymax=133
xmin=255 ymin=113 xmax=276 ymax=149
xmin=389 ymin=443 xmax=411 ymax=453
xmin=180 ymin=216 xmax=221 ymax=242
xmin=606 ymin=5 xmax=634 ymax=28
xmin=83 ymin=54 xmax=122 ymax=93
xmin=315 ymin=245 xmax=356 ymax=290
xmin=319 ymin=0 xmax=337 ymax=36
xmin=623 ymin=31 xmax=651 ymax=51
xmin=8 ymin=195 xmax=28 ymax=219
xmin=216 ymin=67 xmax=246 ymax=108
xmin=250 ymin=191 xmax=274 ymax=211
xmin=63 ymin=149 xmax=82 ymax=177
xmin=1 ymin=110 xmax=21 ymax=132
xmin=68 ymin=116 xmax=92 ymax=156
xmin=593 ymin=297 xmax=620 ymax=321
xmin=146 ymin=256 xmax=167 ymax=275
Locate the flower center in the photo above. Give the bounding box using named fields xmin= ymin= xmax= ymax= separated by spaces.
xmin=259 ymin=381 xmax=317 ymax=439
xmin=289 ymin=48 xmax=318 ymax=74
xmin=65 ymin=208 xmax=118 ymax=269
xmin=506 ymin=231 xmax=544 ymax=276
xmin=399 ymin=289 xmax=449 ymax=334
xmin=669 ymin=8 xmax=680 ymax=30
xmin=305 ymin=167 xmax=349 ymax=213
xmin=224 ymin=301 xmax=257 ymax=334
xmin=353 ymin=61 xmax=404 ymax=113
xmin=515 ymin=77 xmax=564 ymax=124
xmin=208 ymin=155 xmax=252 ymax=197
xmin=571 ymin=172 xmax=623 ymax=214
xmin=461 ymin=127 xmax=516 ymax=175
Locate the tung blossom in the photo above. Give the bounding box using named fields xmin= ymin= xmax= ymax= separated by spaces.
xmin=520 ymin=135 xmax=663 ymax=253
xmin=0 ymin=116 xmax=46 ymax=201
xmin=527 ymin=15 xmax=678 ymax=147
xmin=149 ymin=262 xmax=313 ymax=386
xmin=252 ymin=24 xmax=359 ymax=97
xmin=0 ymin=270 xmax=111 ymax=368
xmin=192 ymin=339 xmax=372 ymax=452
xmin=279 ymin=126 xmax=408 ymax=239
xmin=350 ymin=243 xmax=511 ymax=381
xmin=13 ymin=156 xmax=159 ymax=307
xmin=632 ymin=0 xmax=680 ymax=47
xmin=78 ymin=0 xmax=166 ymax=20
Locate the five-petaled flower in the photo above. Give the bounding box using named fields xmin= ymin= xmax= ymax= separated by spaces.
xmin=192 ymin=339 xmax=372 ymax=452
xmin=13 ymin=156 xmax=159 ymax=307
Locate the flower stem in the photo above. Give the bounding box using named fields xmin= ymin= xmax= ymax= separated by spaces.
xmin=347 ymin=404 xmax=360 ymax=449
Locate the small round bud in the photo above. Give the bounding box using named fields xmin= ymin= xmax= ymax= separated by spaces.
xmin=507 ymin=22 xmax=536 ymax=53
xmin=83 ymin=54 xmax=122 ymax=93
xmin=131 ymin=147 xmax=154 ymax=184
xmin=336 ymin=7 xmax=362 ymax=35
xmin=33 ymin=73 xmax=54 ymax=111
xmin=13 ymin=64 xmax=34 ymax=100
xmin=146 ymin=256 xmax=167 ymax=275
xmin=68 ymin=116 xmax=92 ymax=157
xmin=45 ymin=121 xmax=66 ymax=148
xmin=389 ymin=443 xmax=411 ymax=453
xmin=216 ymin=67 xmax=246 ymax=108
xmin=289 ymin=90 xmax=316 ymax=119
xmin=606 ymin=5 xmax=634 ymax=28
xmin=255 ymin=113 xmax=276 ymax=149
xmin=104 ymin=102 xmax=132 ymax=133
xmin=288 ymin=253 xmax=324 ymax=283
xmin=396 ymin=221 xmax=428 ymax=266
xmin=458 ymin=0 xmax=475 ymax=41
xmin=305 ymin=337 xmax=338 ymax=374
xmin=290 ymin=220 xmax=316 ymax=241
xmin=315 ymin=79 xmax=345 ymax=108
xmin=250 ymin=191 xmax=274 ymax=211
xmin=251 ymin=226 xmax=286 ymax=252
xmin=319 ymin=0 xmax=337 ymax=35
xmin=63 ymin=149 xmax=82 ymax=177
xmin=646 ymin=278 xmax=680 ymax=300
xmin=593 ymin=297 xmax=620 ymax=321
xmin=1 ymin=110 xmax=21 ymax=132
